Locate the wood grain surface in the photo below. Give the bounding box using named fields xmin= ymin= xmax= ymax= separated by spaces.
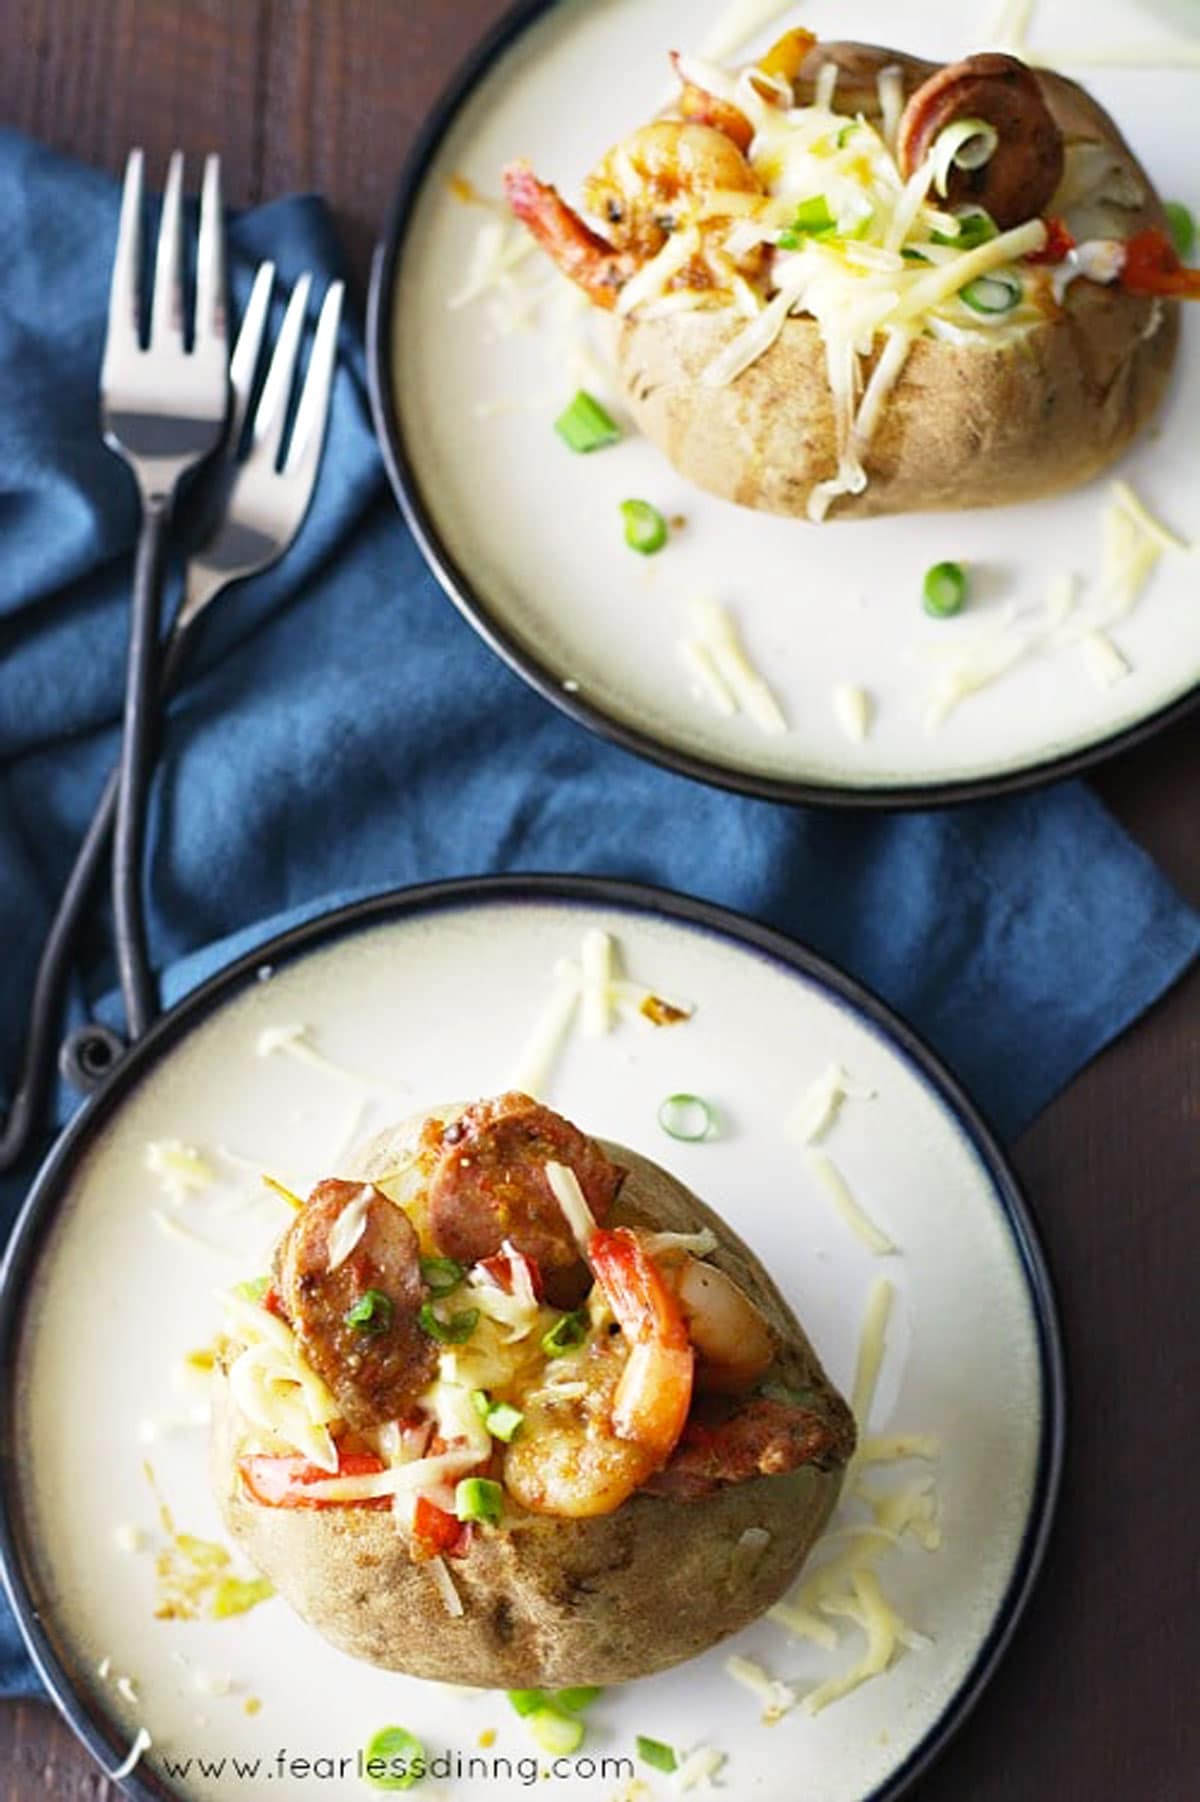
xmin=1 ymin=4 xmax=1197 ymax=1799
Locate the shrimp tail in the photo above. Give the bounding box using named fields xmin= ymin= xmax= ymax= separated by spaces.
xmin=669 ymin=51 xmax=755 ymax=152
xmin=502 ymin=159 xmax=635 ymax=309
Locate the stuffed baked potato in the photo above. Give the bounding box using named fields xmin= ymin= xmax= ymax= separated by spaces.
xmin=213 ymin=1093 xmax=855 ymax=1687
xmin=504 ymin=34 xmax=1197 ymax=520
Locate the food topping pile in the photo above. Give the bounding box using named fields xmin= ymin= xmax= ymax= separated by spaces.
xmin=504 ymin=33 xmax=1197 ymax=518
xmin=224 ymin=1093 xmax=854 ymax=1561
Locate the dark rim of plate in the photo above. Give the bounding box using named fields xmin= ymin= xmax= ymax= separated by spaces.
xmin=365 ymin=0 xmax=1198 ymax=811
xmin=0 ymin=874 xmax=1066 ymax=1802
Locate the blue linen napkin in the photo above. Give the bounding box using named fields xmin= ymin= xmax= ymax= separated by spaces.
xmin=0 ymin=129 xmax=1196 ymax=1697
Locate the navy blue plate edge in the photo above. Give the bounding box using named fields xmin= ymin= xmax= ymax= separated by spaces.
xmin=365 ymin=0 xmax=1198 ymax=812
xmin=0 ymin=873 xmax=1067 ymax=1802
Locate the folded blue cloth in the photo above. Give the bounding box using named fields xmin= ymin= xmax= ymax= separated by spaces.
xmin=0 ymin=129 xmax=1195 ymax=1698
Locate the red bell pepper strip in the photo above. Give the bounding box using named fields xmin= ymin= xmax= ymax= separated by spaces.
xmin=239 ymin=1450 xmax=390 ymax=1511
xmin=1119 ymin=228 xmax=1200 ymax=299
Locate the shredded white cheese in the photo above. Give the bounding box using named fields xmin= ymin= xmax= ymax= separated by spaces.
xmin=428 ymin=1554 xmax=465 ymax=1618
xmin=785 ymin=1062 xmax=874 ymax=1145
xmin=145 ymin=1139 xmax=214 ymax=1201
xmin=877 ymin=65 xmax=905 ymax=150
xmin=545 ymin=1160 xmax=597 ymax=1253
xmin=580 ymin=929 xmax=615 ymax=1036
xmin=832 ymin=684 xmax=872 ymax=743
xmin=724 ymin=1653 xmax=799 ymax=1722
xmin=857 ymin=1433 xmax=941 ymax=1465
xmin=988 ymin=0 xmax=1035 ymax=51
xmin=1110 ymin=480 xmax=1191 ymax=557
xmin=116 ymin=1676 xmax=139 ymax=1705
xmin=851 ymin=1277 xmax=894 ymax=1427
xmin=255 ymin=1023 xmax=395 ymax=1092
xmin=326 ymin=1184 xmax=372 ymax=1271
xmin=114 ymin=1524 xmax=148 ymax=1554
xmin=617 ymin=225 xmax=702 ymax=316
xmin=673 ymin=1745 xmax=728 ymax=1792
xmin=107 ymin=1727 xmax=152 ymax=1783
xmin=806 ymin=1150 xmax=897 ymax=1256
xmin=680 ymin=635 xmax=739 ymax=718
xmin=1080 ymin=629 xmax=1130 ymax=691
xmin=804 ymin=1569 xmax=911 ymax=1713
xmin=508 ymin=962 xmax=581 ymax=1099
xmin=150 ymin=1209 xmax=240 ymax=1261
xmin=689 ymin=597 xmax=788 ymax=734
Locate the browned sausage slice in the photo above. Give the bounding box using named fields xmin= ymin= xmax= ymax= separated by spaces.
xmin=428 ymin=1092 xmax=622 ymax=1303
xmin=275 ymin=1179 xmax=436 ymax=1431
xmin=896 ymin=53 xmax=1064 ymax=230
xmin=642 ymin=1394 xmax=857 ymax=1499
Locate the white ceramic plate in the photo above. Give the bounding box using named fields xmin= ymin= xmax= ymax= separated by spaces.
xmin=0 ymin=880 xmax=1062 ymax=1802
xmin=372 ymin=0 xmax=1200 ymax=802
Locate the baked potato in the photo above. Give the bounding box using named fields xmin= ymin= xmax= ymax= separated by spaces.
xmin=212 ymin=1093 xmax=855 ymax=1687
xmin=504 ymin=36 xmax=1196 ymax=521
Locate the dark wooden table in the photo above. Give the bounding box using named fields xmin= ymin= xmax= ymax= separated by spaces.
xmin=1 ymin=4 xmax=1197 ymax=1799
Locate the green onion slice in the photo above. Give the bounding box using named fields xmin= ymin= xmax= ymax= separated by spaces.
xmin=345 ymin=1289 xmax=395 ymax=1336
xmin=1166 ymin=201 xmax=1195 ymax=262
xmin=364 ymin=1725 xmax=426 ymax=1791
xmin=636 ymin=1737 xmax=679 ymax=1773
xmin=454 ymin=1476 xmax=504 ymax=1525
xmin=960 ymin=271 xmax=1022 ymax=315
xmin=620 ymin=499 xmax=668 ymax=556
xmin=555 ymin=390 xmax=621 ymax=454
xmin=418 ymin=1302 xmax=479 ymax=1344
xmin=541 ymin=1308 xmax=590 ymax=1357
xmin=657 ymin=1093 xmax=715 ymax=1142
xmin=792 ymin=194 xmax=837 ymax=235
xmin=528 ymin=1707 xmax=585 ymax=1756
xmin=836 ymin=122 xmax=858 ymax=149
xmin=554 ymin=1686 xmax=603 ymax=1713
xmin=483 ymin=1401 xmax=524 ymax=1443
xmin=922 ymin=561 xmax=968 ymax=619
xmin=232 ymin=1275 xmax=269 ymax=1304
xmin=507 ymin=1689 xmax=547 ymax=1718
xmin=931 ymin=204 xmax=997 ymax=250
xmin=420 ymin=1256 xmax=464 ymax=1297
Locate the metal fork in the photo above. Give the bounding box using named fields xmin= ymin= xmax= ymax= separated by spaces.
xmin=0 ymin=264 xmax=345 ymax=1171
xmin=102 ymin=149 xmax=229 ymax=1043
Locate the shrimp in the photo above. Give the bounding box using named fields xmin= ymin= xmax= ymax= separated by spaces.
xmin=502 ymin=160 xmax=637 ymax=310
xmin=669 ymin=1256 xmax=777 ymax=1394
xmin=503 ymin=1227 xmax=694 ymax=1518
xmin=583 ymin=121 xmax=762 ymax=261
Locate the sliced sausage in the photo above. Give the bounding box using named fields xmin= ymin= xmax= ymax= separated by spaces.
xmin=275 ymin=1179 xmax=435 ymax=1431
xmin=428 ymin=1092 xmax=622 ymax=1305
xmin=896 ymin=53 xmax=1064 ymax=230
xmin=642 ymin=1394 xmax=856 ymax=1500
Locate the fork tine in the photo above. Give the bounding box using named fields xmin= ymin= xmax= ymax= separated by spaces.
xmin=284 ymin=280 xmax=344 ymax=483
xmin=228 ymin=262 xmax=275 ymax=448
xmin=193 ymin=153 xmax=225 ymax=349
xmin=250 ymin=273 xmax=312 ymax=468
xmin=149 ymin=150 xmax=185 ymax=349
xmin=103 ymin=148 xmax=144 ymax=362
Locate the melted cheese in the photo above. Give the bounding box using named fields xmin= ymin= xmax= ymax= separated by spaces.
xmin=724 ymin=1653 xmax=799 ymax=1722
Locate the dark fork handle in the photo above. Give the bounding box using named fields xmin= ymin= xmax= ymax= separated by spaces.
xmin=0 ymin=615 xmax=196 ymax=1173
xmin=112 ymin=496 xmax=171 ymax=1042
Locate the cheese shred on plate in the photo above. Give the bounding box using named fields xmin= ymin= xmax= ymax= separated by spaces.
xmin=805 ymin=1150 xmax=897 ymax=1256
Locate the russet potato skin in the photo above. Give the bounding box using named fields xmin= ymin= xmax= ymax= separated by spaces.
xmin=615 ymin=45 xmax=1179 ymax=521
xmin=212 ymin=1123 xmax=854 ymax=1687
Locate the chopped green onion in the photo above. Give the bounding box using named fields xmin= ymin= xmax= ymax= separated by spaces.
xmin=418 ymin=1302 xmax=479 ymax=1344
xmin=364 ymin=1726 xmax=426 ymax=1791
xmin=420 ymin=1256 xmax=464 ymax=1297
xmin=657 ymin=1093 xmax=715 ymax=1142
xmin=454 ymin=1477 xmax=504 ymax=1526
xmin=541 ymin=1308 xmax=589 ymax=1356
xmin=528 ymin=1707 xmax=585 ymax=1756
xmin=901 ymin=248 xmax=930 ymax=263
xmin=554 ymin=1686 xmax=603 ymax=1713
xmin=620 ymin=499 xmax=668 ymax=556
xmin=636 ymin=1737 xmax=679 ymax=1773
xmin=483 ymin=1401 xmax=525 ymax=1443
xmin=923 ymin=561 xmax=968 ymax=619
xmin=555 ymin=390 xmax=621 ymax=454
xmin=471 ymin=1388 xmax=492 ymax=1421
xmin=345 ymin=1289 xmax=394 ymax=1336
xmin=792 ymin=194 xmax=837 ymax=235
xmin=232 ymin=1275 xmax=269 ymax=1304
xmin=776 ymin=230 xmax=801 ymax=250
xmin=960 ymin=271 xmax=1022 ymax=315
xmin=1166 ymin=201 xmax=1195 ymax=262
xmin=507 ymin=1689 xmax=547 ymax=1718
xmin=836 ymin=122 xmax=858 ymax=149
xmin=931 ymin=205 xmax=997 ymax=250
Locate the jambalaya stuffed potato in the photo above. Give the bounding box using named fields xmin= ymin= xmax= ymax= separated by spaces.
xmin=504 ymin=34 xmax=1198 ymax=521
xmin=213 ymin=1094 xmax=856 ymax=1687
